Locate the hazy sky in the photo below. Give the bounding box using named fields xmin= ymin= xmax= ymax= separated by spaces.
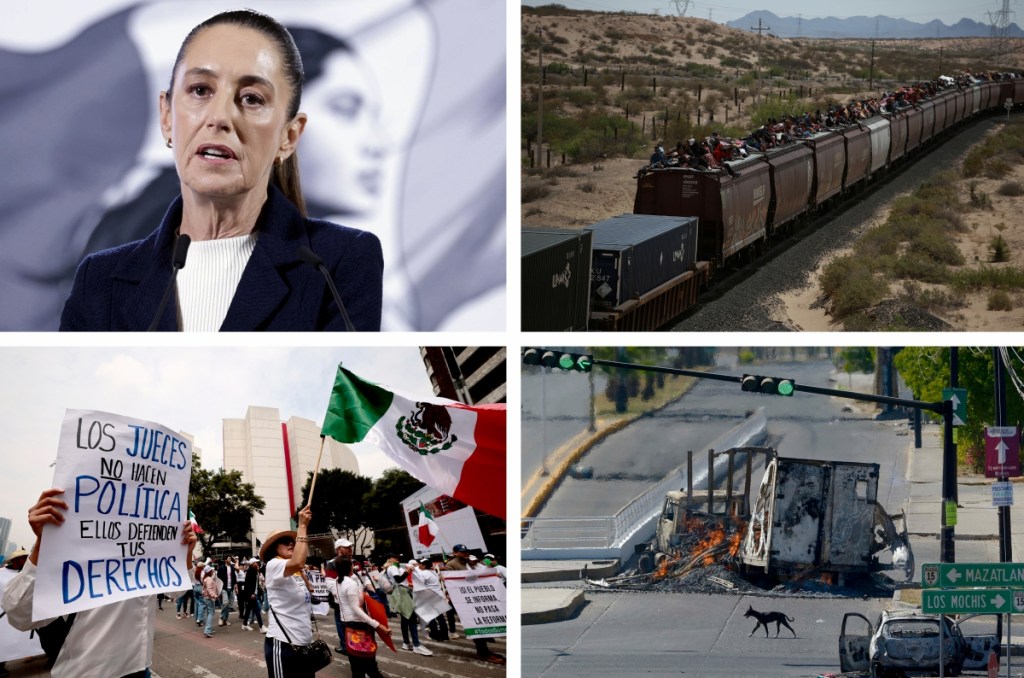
xmin=521 ymin=0 xmax=1005 ymax=26
xmin=0 ymin=346 xmax=437 ymax=553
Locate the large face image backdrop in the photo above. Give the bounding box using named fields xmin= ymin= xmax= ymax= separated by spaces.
xmin=0 ymin=0 xmax=506 ymax=331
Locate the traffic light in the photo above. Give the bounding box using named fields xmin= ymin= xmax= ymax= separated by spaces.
xmin=522 ymin=348 xmax=592 ymax=372
xmin=741 ymin=374 xmax=795 ymax=396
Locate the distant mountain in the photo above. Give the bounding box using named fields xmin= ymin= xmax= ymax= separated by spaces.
xmin=728 ymin=11 xmax=1024 ymax=39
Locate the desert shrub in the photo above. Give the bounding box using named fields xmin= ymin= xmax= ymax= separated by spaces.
xmin=991 ymin=234 xmax=1010 ymax=263
xmin=892 ymin=252 xmax=949 ymax=283
xmin=969 ymin=182 xmax=993 ymax=209
xmin=577 ymin=181 xmax=596 ymax=193
xmin=985 ymin=158 xmax=1011 ymax=179
xmin=908 ymin=229 xmax=965 ymax=266
xmin=988 ymin=290 xmax=1013 ymax=311
xmin=953 ymin=266 xmax=1024 ymax=291
xmin=546 ymin=176 xmax=560 ymax=186
xmin=564 ymin=88 xmax=600 ymax=107
xmin=524 ymin=207 xmax=543 ymax=218
xmin=595 ymin=43 xmax=615 ymax=54
xmin=898 ymin=282 xmax=966 ymax=312
xmin=522 ymin=183 xmax=551 ymax=203
xmin=821 ymin=256 xmax=888 ymax=319
xmin=998 ymin=181 xmax=1024 ymax=197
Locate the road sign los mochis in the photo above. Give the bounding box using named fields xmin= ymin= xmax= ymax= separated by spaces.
xmin=922 ymin=588 xmax=1024 ymax=615
xmin=985 ymin=426 xmax=1020 ymax=478
xmin=922 ymin=562 xmax=1024 ymax=589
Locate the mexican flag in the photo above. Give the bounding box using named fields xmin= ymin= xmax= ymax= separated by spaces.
xmin=417 ymin=503 xmax=439 ymax=547
xmin=189 ymin=509 xmax=203 ymax=534
xmin=321 ymin=365 xmax=505 ymax=519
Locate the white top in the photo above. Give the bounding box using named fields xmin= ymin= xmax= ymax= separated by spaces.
xmin=265 ymin=557 xmax=313 ymax=646
xmin=175 ymin=233 xmax=257 ymax=331
xmin=386 ymin=564 xmax=411 ymax=589
xmin=335 ymin=575 xmax=379 ymax=628
xmin=1 ymin=560 xmax=194 ymax=678
xmin=410 ymin=567 xmax=444 ymax=597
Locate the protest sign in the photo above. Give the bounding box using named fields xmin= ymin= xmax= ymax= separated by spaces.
xmin=0 ymin=568 xmax=43 ymax=662
xmin=307 ymin=569 xmax=331 ymax=616
xmin=33 ymin=410 xmax=192 ymax=620
xmin=412 ymin=587 xmax=450 ymax=623
xmin=442 ymin=568 xmax=506 ymax=638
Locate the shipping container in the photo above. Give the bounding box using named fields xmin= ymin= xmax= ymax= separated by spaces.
xmin=585 ymin=214 xmax=699 ymax=309
xmin=634 ymin=159 xmax=769 ymax=265
xmin=932 ymin=92 xmax=949 ymax=134
xmin=804 ymin=131 xmax=845 ymax=206
xmin=765 ymin=144 xmax=813 ymax=230
xmin=521 ymin=228 xmax=592 ymax=331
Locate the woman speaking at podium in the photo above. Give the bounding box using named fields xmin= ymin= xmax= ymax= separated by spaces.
xmin=59 ymin=10 xmax=382 ymax=332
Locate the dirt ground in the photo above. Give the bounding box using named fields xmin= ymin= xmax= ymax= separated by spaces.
xmin=775 ymin=134 xmax=1024 ymax=331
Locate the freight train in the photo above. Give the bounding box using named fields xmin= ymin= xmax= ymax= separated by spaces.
xmin=522 ymin=77 xmax=1023 ymax=331
xmin=634 ymin=77 xmax=1024 ymax=271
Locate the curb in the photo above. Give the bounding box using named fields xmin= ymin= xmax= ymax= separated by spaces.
xmin=522 ymin=559 xmax=620 ymax=584
xmin=522 ymin=590 xmax=586 ymax=625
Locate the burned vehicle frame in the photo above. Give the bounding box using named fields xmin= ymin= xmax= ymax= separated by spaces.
xmin=635 ymin=447 xmax=914 ymax=584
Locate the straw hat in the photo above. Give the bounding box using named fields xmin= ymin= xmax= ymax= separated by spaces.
xmin=260 ymin=529 xmax=297 ymax=561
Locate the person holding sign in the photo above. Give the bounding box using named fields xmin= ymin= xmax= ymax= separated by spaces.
xmin=1 ymin=488 xmax=198 ymax=677
xmin=445 ymin=545 xmax=504 ymax=665
xmin=261 ymin=505 xmax=318 ymax=678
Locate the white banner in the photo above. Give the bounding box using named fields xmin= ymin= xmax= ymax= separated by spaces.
xmin=412 ymin=587 xmax=450 ymax=623
xmin=401 ymin=487 xmax=485 ymax=559
xmin=442 ymin=569 xmax=505 ymax=638
xmin=33 ymin=410 xmax=192 ymax=620
xmin=0 ymin=568 xmax=43 ymax=662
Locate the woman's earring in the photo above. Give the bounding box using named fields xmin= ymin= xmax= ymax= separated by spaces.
xmin=166 ymin=139 xmax=173 ymax=149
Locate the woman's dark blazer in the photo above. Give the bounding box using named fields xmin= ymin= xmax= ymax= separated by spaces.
xmin=59 ymin=185 xmax=382 ymax=331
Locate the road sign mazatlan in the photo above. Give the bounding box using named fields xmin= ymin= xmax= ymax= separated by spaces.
xmin=921 ymin=562 xmax=1024 ymax=589
xmin=922 ymin=588 xmax=1024 ymax=615
xmin=943 ymin=387 xmax=967 ymax=426
xmin=985 ymin=426 xmax=1020 ymax=478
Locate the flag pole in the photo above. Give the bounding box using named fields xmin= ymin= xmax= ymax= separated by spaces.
xmin=308 ymin=436 xmax=327 ymax=506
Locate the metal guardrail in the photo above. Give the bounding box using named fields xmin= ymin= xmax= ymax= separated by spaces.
xmin=522 ymin=408 xmax=768 ymax=555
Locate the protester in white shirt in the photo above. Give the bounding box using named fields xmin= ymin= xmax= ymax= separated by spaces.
xmin=384 ymin=554 xmax=431 ymax=655
xmin=1 ymin=488 xmax=197 ymax=678
xmin=261 ymin=505 xmax=315 ymax=678
xmin=410 ymin=559 xmax=451 ymax=641
xmin=333 ymin=558 xmax=391 ymax=678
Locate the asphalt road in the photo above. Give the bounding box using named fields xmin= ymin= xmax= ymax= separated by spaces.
xmin=1 ymin=605 xmax=507 ymax=678
xmin=524 ymin=591 xmax=890 ymax=677
xmin=536 ymin=356 xmax=912 ymax=521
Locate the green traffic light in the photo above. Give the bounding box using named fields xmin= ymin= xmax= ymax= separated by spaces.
xmin=777 ymin=380 xmax=794 ymax=396
xmin=577 ymin=355 xmax=592 ymax=372
xmin=558 ymin=354 xmax=575 ymax=369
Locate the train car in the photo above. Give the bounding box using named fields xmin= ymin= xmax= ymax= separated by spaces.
xmin=521 ymin=228 xmax=593 ymax=331
xmin=634 ymin=158 xmax=770 ymax=267
xmin=970 ymin=84 xmax=982 ymax=116
xmin=765 ymin=144 xmax=813 ymax=232
xmin=886 ymin=111 xmax=909 ymax=164
xmin=863 ymin=118 xmax=891 ymax=176
xmin=919 ymin=99 xmax=936 ymax=144
xmin=804 ymin=131 xmax=845 ymax=207
xmin=932 ymin=92 xmax=949 ymax=135
xmin=841 ymin=124 xmax=872 ymax=191
xmin=905 ymin=106 xmax=924 ymax=154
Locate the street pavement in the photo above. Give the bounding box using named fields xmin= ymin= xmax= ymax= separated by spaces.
xmin=523 ymin=396 xmax=1024 ymax=676
xmin=2 ymin=605 xmax=507 ymax=678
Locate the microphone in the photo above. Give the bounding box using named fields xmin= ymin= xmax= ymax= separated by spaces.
xmin=148 ymin=234 xmax=191 ymax=331
xmin=297 ymin=245 xmax=355 ymax=332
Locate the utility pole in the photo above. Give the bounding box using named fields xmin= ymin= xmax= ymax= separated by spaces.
xmin=536 ymin=28 xmax=544 ymax=172
xmin=869 ymin=40 xmax=875 ymax=91
xmin=941 ymin=348 xmax=958 ymax=563
xmin=750 ymin=17 xmax=770 ymax=44
xmin=993 ymin=347 xmax=1011 ymax=646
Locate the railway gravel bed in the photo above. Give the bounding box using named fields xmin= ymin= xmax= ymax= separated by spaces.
xmin=673 ymin=116 xmax=999 ymax=332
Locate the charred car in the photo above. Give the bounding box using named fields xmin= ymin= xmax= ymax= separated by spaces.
xmin=840 ymin=610 xmax=998 ymax=677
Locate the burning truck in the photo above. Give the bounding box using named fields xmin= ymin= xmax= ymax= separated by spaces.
xmin=631 ymin=447 xmax=914 ymax=587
